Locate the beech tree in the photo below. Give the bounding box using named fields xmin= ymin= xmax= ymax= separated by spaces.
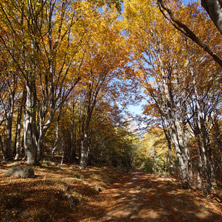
xmin=124 ymin=0 xmax=221 ymax=191
xmin=201 ymin=0 xmax=222 ymax=34
xmin=0 ymin=0 xmax=93 ymax=164
xmin=0 ymin=51 xmax=19 ymax=160
xmin=75 ymin=5 xmax=131 ymax=169
xmin=157 ymin=0 xmax=222 ymax=67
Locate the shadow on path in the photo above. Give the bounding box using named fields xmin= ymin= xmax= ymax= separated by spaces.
xmin=79 ymin=171 xmax=222 ymax=222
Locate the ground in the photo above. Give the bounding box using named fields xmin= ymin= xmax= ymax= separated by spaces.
xmin=0 ymin=162 xmax=221 ymax=222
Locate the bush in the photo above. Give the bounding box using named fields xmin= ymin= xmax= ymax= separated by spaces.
xmin=140 ymin=158 xmax=154 ymax=173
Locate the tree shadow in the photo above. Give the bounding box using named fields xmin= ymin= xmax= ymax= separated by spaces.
xmin=83 ymin=172 xmax=222 ymax=222
xmin=0 ymin=169 xmax=221 ymax=222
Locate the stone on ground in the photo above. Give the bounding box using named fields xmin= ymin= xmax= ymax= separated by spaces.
xmin=5 ymin=165 xmax=35 ymax=178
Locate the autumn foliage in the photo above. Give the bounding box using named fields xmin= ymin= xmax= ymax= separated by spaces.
xmin=0 ymin=0 xmax=221 ymax=197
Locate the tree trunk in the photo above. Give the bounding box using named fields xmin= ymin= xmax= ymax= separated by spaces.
xmin=0 ymin=136 xmax=6 ymax=160
xmin=190 ymin=60 xmax=212 ymax=194
xmin=5 ymin=115 xmax=13 ymax=159
xmin=80 ymin=131 xmax=89 ymax=169
xmin=14 ymin=91 xmax=25 ymax=160
xmin=162 ymin=71 xmax=191 ymax=188
xmin=4 ymin=93 xmax=15 ymax=159
xmin=51 ymin=119 xmax=60 ymax=161
xmin=201 ymin=0 xmax=222 ymax=34
xmin=70 ymin=101 xmax=77 ymax=162
xmin=23 ymin=83 xmax=38 ymax=165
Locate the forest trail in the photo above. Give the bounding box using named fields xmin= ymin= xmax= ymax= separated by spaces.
xmin=78 ymin=171 xmax=222 ymax=222
xmin=0 ymin=164 xmax=222 ymax=222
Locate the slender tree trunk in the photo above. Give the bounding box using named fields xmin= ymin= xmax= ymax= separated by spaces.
xmin=4 ymin=93 xmax=15 ymax=159
xmin=70 ymin=101 xmax=77 ymax=162
xmin=197 ymin=154 xmax=203 ymax=188
xmin=51 ymin=108 xmax=62 ymax=161
xmin=14 ymin=91 xmax=25 ymax=160
xmin=36 ymin=132 xmax=44 ymax=163
xmin=167 ymin=136 xmax=173 ymax=175
xmin=0 ymin=136 xmax=6 ymax=160
xmin=80 ymin=132 xmax=89 ymax=169
xmin=5 ymin=115 xmax=13 ymax=159
xmin=51 ymin=121 xmax=59 ymax=161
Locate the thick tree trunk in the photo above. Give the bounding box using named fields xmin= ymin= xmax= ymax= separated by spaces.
xmin=190 ymin=60 xmax=212 ymax=194
xmin=201 ymin=0 xmax=222 ymax=34
xmin=162 ymin=72 xmax=192 ymax=188
xmin=23 ymin=83 xmax=38 ymax=165
xmin=163 ymin=127 xmax=174 ymax=174
xmin=170 ymin=126 xmax=190 ymax=188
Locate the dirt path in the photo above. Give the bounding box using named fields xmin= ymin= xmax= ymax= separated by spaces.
xmin=77 ymin=171 xmax=222 ymax=222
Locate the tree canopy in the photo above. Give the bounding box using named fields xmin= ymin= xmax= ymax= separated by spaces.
xmin=0 ymin=0 xmax=221 ymax=194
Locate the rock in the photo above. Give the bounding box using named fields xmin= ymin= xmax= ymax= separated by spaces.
xmin=66 ymin=193 xmax=75 ymax=206
xmin=42 ymin=160 xmax=57 ymax=166
xmin=94 ymin=185 xmax=102 ymax=193
xmin=1 ymin=160 xmax=7 ymax=164
xmin=50 ymin=162 xmax=57 ymax=166
xmin=5 ymin=165 xmax=35 ymax=178
xmin=65 ymin=193 xmax=78 ymax=207
xmin=141 ymin=188 xmax=148 ymax=191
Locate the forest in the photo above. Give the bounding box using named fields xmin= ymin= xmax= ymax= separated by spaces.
xmin=0 ymin=1 xmax=222 ymax=220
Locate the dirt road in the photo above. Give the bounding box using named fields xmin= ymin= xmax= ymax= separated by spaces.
xmin=78 ymin=171 xmax=222 ymax=222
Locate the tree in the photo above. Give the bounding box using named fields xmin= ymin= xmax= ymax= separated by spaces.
xmin=201 ymin=0 xmax=222 ymax=34
xmin=0 ymin=50 xmax=19 ymax=159
xmin=0 ymin=0 xmax=95 ymax=164
xmin=157 ymin=0 xmax=222 ymax=67
xmin=124 ymin=0 xmax=221 ymax=191
xmin=74 ymin=5 xmax=131 ymax=169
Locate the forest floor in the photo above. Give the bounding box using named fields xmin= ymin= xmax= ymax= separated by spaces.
xmin=0 ymin=161 xmax=222 ymax=222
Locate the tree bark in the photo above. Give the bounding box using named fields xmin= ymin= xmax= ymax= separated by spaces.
xmin=4 ymin=92 xmax=15 ymax=159
xmin=80 ymin=132 xmax=89 ymax=169
xmin=23 ymin=82 xmax=38 ymax=165
xmin=14 ymin=91 xmax=25 ymax=160
xmin=0 ymin=136 xmax=5 ymax=160
xmin=201 ymin=0 xmax=222 ymax=34
xmin=159 ymin=54 xmax=192 ymax=188
xmin=188 ymin=54 xmax=212 ymax=194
